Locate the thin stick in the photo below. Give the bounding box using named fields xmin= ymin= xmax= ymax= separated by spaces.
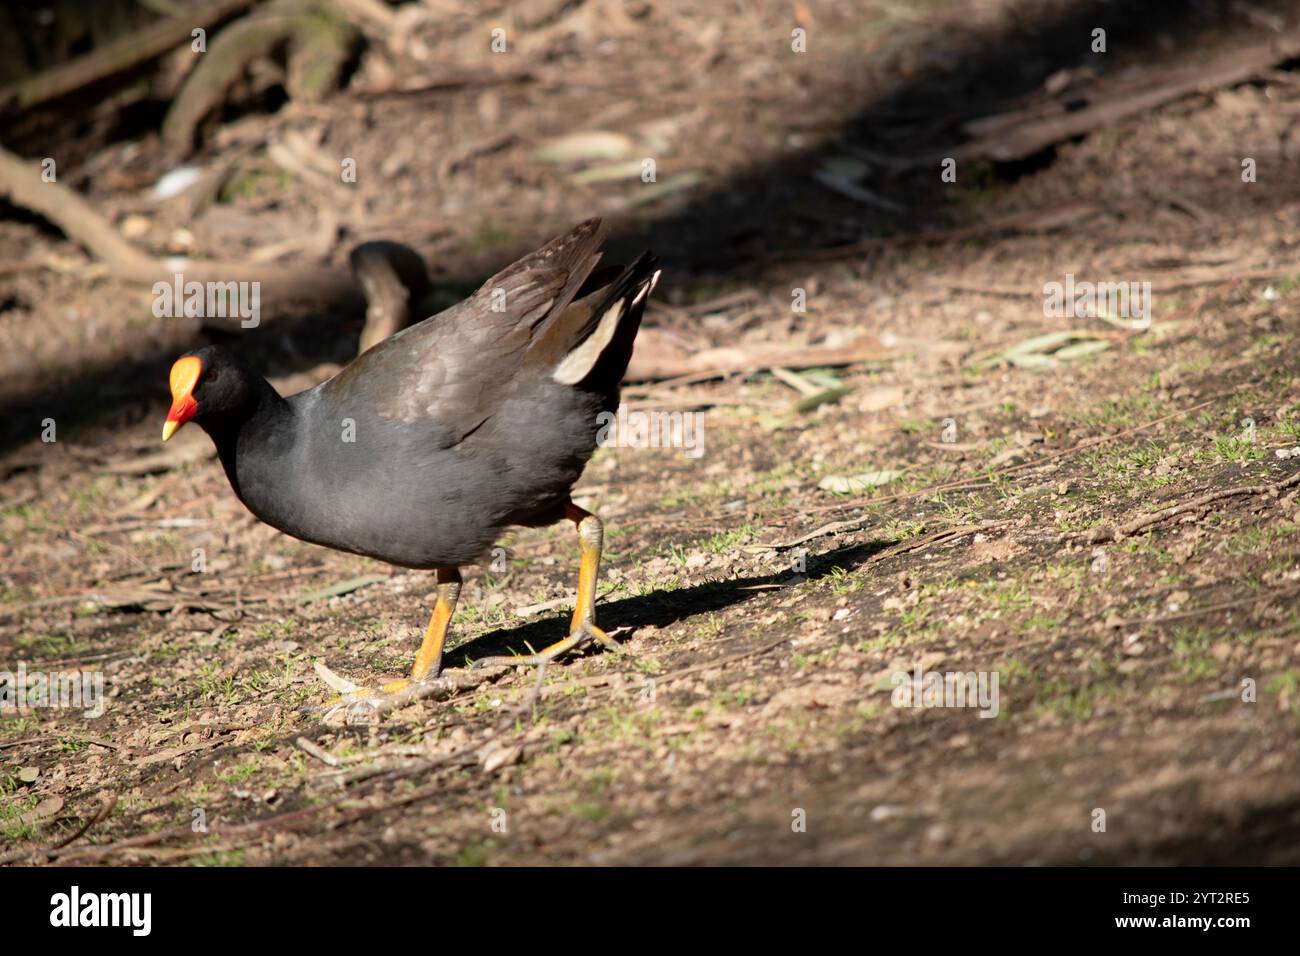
xmin=0 ymin=790 xmax=117 ymax=865
xmin=295 ymin=737 xmax=340 ymax=767
xmin=1077 ymin=470 xmax=1300 ymax=545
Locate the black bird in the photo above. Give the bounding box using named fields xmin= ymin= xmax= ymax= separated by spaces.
xmin=162 ymin=219 xmax=659 ymax=704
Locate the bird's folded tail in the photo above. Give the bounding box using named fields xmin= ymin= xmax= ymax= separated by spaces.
xmin=539 ymin=252 xmax=660 ymax=391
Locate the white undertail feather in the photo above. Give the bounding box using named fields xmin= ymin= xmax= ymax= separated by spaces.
xmin=552 ymin=271 xmax=657 ymax=385
xmin=633 ymin=270 xmax=661 ymax=305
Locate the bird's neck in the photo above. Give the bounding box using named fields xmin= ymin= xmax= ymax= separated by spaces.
xmin=198 ymin=378 xmax=291 ymax=502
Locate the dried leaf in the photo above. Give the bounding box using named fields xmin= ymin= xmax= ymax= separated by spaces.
xmin=818 ymin=470 xmax=901 ymax=493
xmin=534 ymin=131 xmax=634 ymax=163
xmin=298 ymin=574 xmax=388 ymax=604
xmin=969 ymin=330 xmax=1110 ymax=372
xmin=480 ymin=743 xmax=522 ymax=774
xmin=570 ymin=159 xmax=645 ymax=185
xmin=19 ymin=795 xmax=64 ymax=827
xmin=626 ymin=171 xmax=704 ymax=207
xmin=795 ymin=385 xmax=855 ymax=414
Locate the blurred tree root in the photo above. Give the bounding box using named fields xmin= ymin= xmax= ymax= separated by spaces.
xmin=161 ymin=0 xmax=358 ymax=158
xmin=0 ymin=0 xmax=255 ymax=114
xmin=350 ymin=241 xmax=430 ymax=354
xmin=0 ymin=142 xmax=359 ymax=321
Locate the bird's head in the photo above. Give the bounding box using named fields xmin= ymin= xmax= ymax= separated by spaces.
xmin=161 ymin=346 xmax=263 ymax=441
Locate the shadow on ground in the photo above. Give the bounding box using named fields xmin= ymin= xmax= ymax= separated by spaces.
xmin=445 ymin=537 xmax=894 ymax=666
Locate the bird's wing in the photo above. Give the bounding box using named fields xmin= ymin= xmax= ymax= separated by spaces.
xmin=320 ymin=219 xmax=606 ymax=442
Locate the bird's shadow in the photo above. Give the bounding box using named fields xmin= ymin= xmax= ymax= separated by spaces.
xmin=443 ymin=537 xmax=892 ymax=668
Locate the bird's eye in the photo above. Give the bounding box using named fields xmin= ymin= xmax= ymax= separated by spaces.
xmin=206 ymin=365 xmax=221 ymax=385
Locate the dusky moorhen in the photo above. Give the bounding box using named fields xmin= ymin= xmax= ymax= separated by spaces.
xmin=162 ymin=219 xmax=659 ymax=704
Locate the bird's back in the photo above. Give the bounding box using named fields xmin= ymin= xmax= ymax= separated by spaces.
xmin=231 ymin=219 xmax=655 ymax=568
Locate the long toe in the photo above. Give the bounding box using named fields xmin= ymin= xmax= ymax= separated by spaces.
xmin=470 ymin=622 xmax=621 ymax=670
xmin=316 ymin=678 xmax=426 ymax=725
xmin=309 ymin=662 xmax=411 ymax=713
xmin=577 ymin=622 xmax=621 ymax=652
xmin=470 ymin=632 xmax=586 ymax=670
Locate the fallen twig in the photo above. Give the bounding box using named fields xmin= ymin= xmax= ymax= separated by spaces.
xmin=749 ymin=517 xmax=872 ymax=551
xmin=1076 ymin=468 xmax=1300 ymax=545
xmin=948 ymin=30 xmax=1300 ymax=163
xmin=295 ymin=736 xmax=341 ymax=767
xmin=1107 ymin=582 xmax=1300 ymax=631
xmin=865 ymin=523 xmax=987 ymax=565
xmin=0 ymin=791 xmax=117 ymax=866
xmin=625 ymin=337 xmax=885 ymax=384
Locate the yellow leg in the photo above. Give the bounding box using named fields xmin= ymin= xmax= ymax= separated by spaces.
xmin=569 ymin=504 xmax=603 ymax=634
xmin=319 ymin=567 xmax=461 ymax=705
xmin=407 ymin=567 xmax=461 ymax=682
xmin=473 ymin=504 xmax=620 ymax=669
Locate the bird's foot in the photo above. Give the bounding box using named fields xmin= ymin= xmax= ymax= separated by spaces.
xmin=312 ymin=661 xmax=410 ymax=702
xmin=309 ymin=662 xmax=492 ymax=724
xmin=470 ymin=621 xmax=622 ymax=670
xmin=310 ymin=662 xmax=439 ymax=723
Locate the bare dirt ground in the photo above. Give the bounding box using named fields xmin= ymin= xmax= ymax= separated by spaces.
xmin=3 ymin=0 xmax=1300 ymax=865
